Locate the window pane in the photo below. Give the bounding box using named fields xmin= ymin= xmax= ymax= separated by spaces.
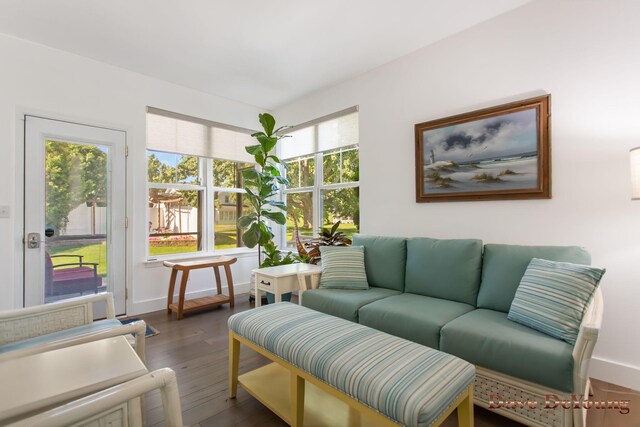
xmin=323 ymin=147 xmax=359 ymax=185
xmin=147 ymin=150 xmax=199 ymax=184
xmin=323 ymin=151 xmax=340 ymax=185
xmin=214 ymin=191 xmax=249 ymax=250
xmin=341 ymin=148 xmax=359 ymax=182
xmin=286 ymin=157 xmax=315 ymax=188
xmin=322 ymin=187 xmax=359 ymax=239
xmin=213 ymin=160 xmax=253 ymax=188
xmin=148 ymin=189 xmax=201 ymax=255
xmin=286 ymin=192 xmax=313 ymax=247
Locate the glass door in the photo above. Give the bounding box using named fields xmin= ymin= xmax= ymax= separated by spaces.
xmin=24 ymin=116 xmax=126 ymax=315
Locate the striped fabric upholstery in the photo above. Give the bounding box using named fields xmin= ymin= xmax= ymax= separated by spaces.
xmin=229 ymin=303 xmax=475 ymax=427
xmin=319 ymin=246 xmax=369 ymax=289
xmin=508 ymin=258 xmax=605 ymax=345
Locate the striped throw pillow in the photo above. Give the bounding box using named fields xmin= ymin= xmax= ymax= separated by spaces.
xmin=319 ymin=246 xmax=369 ymax=290
xmin=508 ymin=258 xmax=605 ymax=345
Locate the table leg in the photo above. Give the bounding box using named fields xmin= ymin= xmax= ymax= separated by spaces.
xmin=167 ymin=268 xmax=178 ymax=313
xmin=275 ymin=292 xmax=282 ymax=303
xmin=224 ymin=263 xmax=235 ymax=307
xmin=213 ymin=266 xmax=222 ymax=295
xmin=255 ymin=274 xmax=261 ymax=307
xmin=177 ymin=270 xmax=190 ymax=320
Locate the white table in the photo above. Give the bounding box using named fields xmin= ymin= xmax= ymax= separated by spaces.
xmin=253 ymin=264 xmax=322 ymax=307
xmin=0 ymin=336 xmax=148 ymax=423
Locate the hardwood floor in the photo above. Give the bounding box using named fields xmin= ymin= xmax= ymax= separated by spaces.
xmin=137 ymin=295 xmax=638 ymax=427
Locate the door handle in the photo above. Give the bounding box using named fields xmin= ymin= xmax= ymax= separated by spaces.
xmin=26 ymin=232 xmax=42 ymax=249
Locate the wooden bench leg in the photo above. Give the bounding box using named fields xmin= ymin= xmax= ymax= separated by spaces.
xmin=457 ymin=384 xmax=474 ymax=427
xmin=224 ymin=263 xmax=235 ymax=308
xmin=167 ymin=268 xmax=178 ymax=313
xmin=290 ymin=373 xmax=305 ymax=427
xmin=177 ymin=270 xmax=190 ymax=320
xmin=229 ymin=332 xmax=240 ymax=399
xmin=213 ymin=266 xmax=222 ymax=295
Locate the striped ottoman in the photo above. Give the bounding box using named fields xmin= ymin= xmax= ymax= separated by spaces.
xmin=228 ymin=302 xmax=475 ymax=427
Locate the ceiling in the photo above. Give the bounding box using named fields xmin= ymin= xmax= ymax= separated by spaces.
xmin=0 ymin=0 xmax=530 ymax=109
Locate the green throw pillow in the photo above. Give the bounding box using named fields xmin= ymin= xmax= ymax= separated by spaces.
xmin=508 ymin=258 xmax=605 ymax=345
xmin=319 ymin=246 xmax=369 ymax=290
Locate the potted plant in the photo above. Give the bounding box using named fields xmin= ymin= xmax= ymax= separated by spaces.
xmin=238 ymin=113 xmax=297 ymax=302
xmin=293 ymin=219 xmax=353 ymax=265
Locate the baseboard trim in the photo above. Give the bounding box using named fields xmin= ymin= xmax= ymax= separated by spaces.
xmin=590 ymin=357 xmax=640 ymax=391
xmin=131 ymin=282 xmax=251 ymax=315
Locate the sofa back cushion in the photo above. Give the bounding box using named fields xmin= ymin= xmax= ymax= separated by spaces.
xmin=477 ymin=244 xmax=591 ymax=312
xmin=352 ymin=235 xmax=407 ymax=291
xmin=405 ymin=237 xmax=483 ymax=305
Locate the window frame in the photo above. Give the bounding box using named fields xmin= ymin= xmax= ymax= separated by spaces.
xmin=281 ymin=144 xmax=359 ymax=249
xmin=146 ymin=152 xmax=254 ymax=260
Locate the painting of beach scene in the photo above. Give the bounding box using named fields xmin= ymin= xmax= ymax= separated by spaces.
xmin=415 ymin=95 xmax=550 ymax=202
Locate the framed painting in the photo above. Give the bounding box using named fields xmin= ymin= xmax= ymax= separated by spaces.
xmin=415 ymin=95 xmax=550 ymax=202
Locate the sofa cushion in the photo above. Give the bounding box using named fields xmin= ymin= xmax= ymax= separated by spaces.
xmin=440 ymin=309 xmax=575 ymax=392
xmin=477 ymin=244 xmax=591 ymax=313
xmin=352 ymin=235 xmax=407 ymax=291
xmin=359 ymin=293 xmax=474 ymax=349
xmin=301 ymin=287 xmax=401 ymax=322
xmin=508 ymin=258 xmax=605 ymax=345
xmin=405 ymin=237 xmax=482 ymax=305
xmin=319 ymin=246 xmax=369 ymax=290
xmin=0 ymin=318 xmax=122 ymax=354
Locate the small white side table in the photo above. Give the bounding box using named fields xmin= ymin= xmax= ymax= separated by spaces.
xmin=253 ymin=264 xmax=322 ymax=307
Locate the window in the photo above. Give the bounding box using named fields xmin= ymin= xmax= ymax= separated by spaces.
xmin=146 ymin=109 xmax=255 ymax=257
xmin=280 ymin=108 xmax=359 ymax=248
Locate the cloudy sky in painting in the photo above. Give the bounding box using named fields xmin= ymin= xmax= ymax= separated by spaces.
xmin=423 ymin=109 xmax=538 ymax=163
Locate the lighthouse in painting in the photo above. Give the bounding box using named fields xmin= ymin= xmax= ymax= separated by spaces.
xmin=429 ymin=149 xmax=435 ymax=164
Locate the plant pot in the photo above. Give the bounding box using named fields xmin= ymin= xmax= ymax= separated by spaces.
xmin=266 ymin=292 xmax=292 ymax=304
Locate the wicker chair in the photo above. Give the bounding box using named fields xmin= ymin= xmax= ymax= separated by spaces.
xmin=0 ymin=293 xmax=145 ymax=362
xmin=7 ymin=368 xmax=183 ymax=427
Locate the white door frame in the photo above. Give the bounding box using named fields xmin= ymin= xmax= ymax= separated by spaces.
xmin=22 ymin=115 xmax=127 ymax=314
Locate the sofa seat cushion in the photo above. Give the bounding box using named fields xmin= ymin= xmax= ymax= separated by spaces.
xmin=477 ymin=244 xmax=591 ymax=313
xmin=359 ymin=293 xmax=475 ymax=349
xmin=301 ymin=287 xmax=401 ymax=322
xmin=0 ymin=318 xmax=122 ymax=354
xmin=440 ymin=309 xmax=574 ymax=392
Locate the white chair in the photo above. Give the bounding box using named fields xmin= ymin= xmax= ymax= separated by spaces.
xmin=7 ymin=368 xmax=184 ymax=427
xmin=0 ymin=293 xmax=145 ymax=362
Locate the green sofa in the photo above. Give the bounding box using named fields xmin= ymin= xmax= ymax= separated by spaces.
xmin=301 ymin=235 xmax=603 ymax=427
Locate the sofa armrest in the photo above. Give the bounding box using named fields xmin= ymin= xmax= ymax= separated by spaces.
xmin=0 ymin=320 xmax=147 ymax=363
xmin=297 ymin=271 xmax=321 ymax=292
xmin=571 ymin=287 xmax=603 ymax=426
xmin=0 ymin=293 xmax=116 ymax=345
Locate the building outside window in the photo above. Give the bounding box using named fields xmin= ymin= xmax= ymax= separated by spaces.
xmin=146 ymin=109 xmax=255 ymax=257
xmin=280 ymin=108 xmax=360 ymax=248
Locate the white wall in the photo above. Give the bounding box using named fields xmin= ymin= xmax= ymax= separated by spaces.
xmin=0 ymin=34 xmax=261 ymax=314
xmin=275 ymin=0 xmax=640 ymax=389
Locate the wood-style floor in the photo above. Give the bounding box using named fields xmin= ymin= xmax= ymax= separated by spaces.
xmin=138 ymin=295 xmax=638 ymax=427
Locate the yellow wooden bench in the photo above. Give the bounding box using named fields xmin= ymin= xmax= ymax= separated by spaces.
xmin=228 ymin=303 xmax=475 ymax=427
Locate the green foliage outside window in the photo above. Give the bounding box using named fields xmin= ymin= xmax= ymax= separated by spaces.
xmin=45 ymin=141 xmax=107 ymax=234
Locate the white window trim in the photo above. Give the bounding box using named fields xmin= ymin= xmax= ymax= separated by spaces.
xmin=146 ymin=155 xmax=254 ymax=261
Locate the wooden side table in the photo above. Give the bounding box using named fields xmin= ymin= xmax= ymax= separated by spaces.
xmin=163 ymin=256 xmax=237 ymax=319
xmin=253 ymin=264 xmax=322 ymax=307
